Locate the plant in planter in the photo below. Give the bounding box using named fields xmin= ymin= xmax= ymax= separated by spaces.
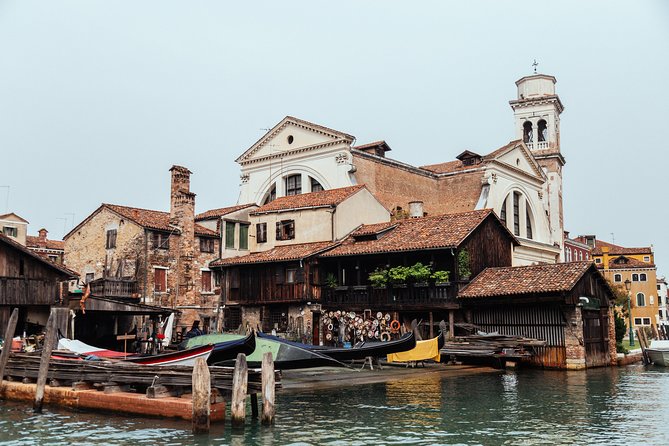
xmin=325 ymin=273 xmax=338 ymax=289
xmin=368 ymin=268 xmax=388 ymax=288
xmin=457 ymin=249 xmax=472 ymax=280
xmin=408 ymin=262 xmax=431 ymax=286
xmin=387 ymin=265 xmax=411 ymax=287
xmin=430 ymin=270 xmax=451 ymax=284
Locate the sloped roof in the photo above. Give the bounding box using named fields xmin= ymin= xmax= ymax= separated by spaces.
xmin=210 ymin=241 xmax=337 ymax=267
xmin=0 ymin=213 xmax=29 ymax=223
xmin=603 ymin=255 xmax=655 ymax=270
xmin=321 ymin=209 xmax=515 ymax=257
xmin=587 ymin=239 xmax=653 ymax=256
xmin=195 ymin=203 xmax=256 ymax=221
xmin=26 ymin=235 xmax=64 ymax=251
xmin=420 ymin=141 xmax=519 ymax=174
xmin=354 ymin=140 xmax=392 ymax=152
xmin=250 ymin=185 xmax=366 ymax=215
xmin=0 ymin=233 xmax=77 ymax=278
xmin=458 ymin=261 xmax=595 ymax=298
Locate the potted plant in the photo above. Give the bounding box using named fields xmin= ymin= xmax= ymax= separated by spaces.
xmin=458 ymin=249 xmax=472 ymax=281
xmin=408 ymin=262 xmax=431 ymax=287
xmin=431 ymin=270 xmax=451 ymax=286
xmin=368 ymin=268 xmax=388 ymax=288
xmin=387 ymin=265 xmax=410 ymax=288
xmin=325 ymin=273 xmax=338 ymax=289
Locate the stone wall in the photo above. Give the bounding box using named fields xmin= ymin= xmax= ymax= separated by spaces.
xmin=563 ymin=305 xmax=586 ymax=370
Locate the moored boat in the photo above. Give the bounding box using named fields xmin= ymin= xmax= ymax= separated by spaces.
xmin=646 ymin=340 xmax=669 ymax=366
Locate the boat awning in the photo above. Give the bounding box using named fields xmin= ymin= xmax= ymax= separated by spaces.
xmin=68 ymin=296 xmax=176 ymax=316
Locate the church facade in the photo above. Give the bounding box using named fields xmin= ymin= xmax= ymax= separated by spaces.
xmin=234 ymin=74 xmax=566 ymax=265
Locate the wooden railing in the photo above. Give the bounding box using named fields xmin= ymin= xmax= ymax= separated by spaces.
xmin=90 ymin=279 xmax=138 ymax=299
xmin=322 ymin=283 xmax=457 ymax=308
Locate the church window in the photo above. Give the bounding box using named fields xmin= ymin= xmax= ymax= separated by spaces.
xmin=636 ymin=292 xmax=645 ymax=307
xmin=523 ymin=121 xmax=533 ymax=143
xmin=287 ymin=135 xmax=294 ymax=145
xmin=512 ymin=192 xmax=520 ymax=236
xmin=538 ymin=120 xmax=548 ymax=142
xmin=525 ymin=207 xmax=533 ymax=240
xmin=263 ymin=184 xmax=276 ymax=204
xmin=310 ymin=177 xmax=324 ymax=192
xmin=285 ymin=174 xmax=302 ymax=196
xmin=500 ymin=198 xmax=507 ymax=225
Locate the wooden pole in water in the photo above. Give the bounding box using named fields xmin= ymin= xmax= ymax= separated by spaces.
xmin=0 ymin=308 xmax=19 ymax=382
xmin=231 ymin=353 xmax=248 ymax=427
xmin=448 ymin=310 xmax=455 ymax=340
xmin=34 ymin=309 xmax=57 ymax=413
xmin=261 ymin=351 xmax=275 ymax=426
xmin=192 ymin=357 xmax=211 ymax=434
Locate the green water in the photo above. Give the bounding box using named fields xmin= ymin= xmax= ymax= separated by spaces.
xmin=1 ymin=364 xmax=667 ymax=445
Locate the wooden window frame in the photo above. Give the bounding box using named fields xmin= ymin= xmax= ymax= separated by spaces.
xmin=2 ymin=226 xmax=17 ymax=237
xmin=614 ymin=274 xmax=622 ymax=282
xmin=276 ymin=220 xmax=295 ymax=241
xmin=201 ymin=270 xmax=212 ymax=293
xmin=310 ymin=177 xmax=324 ymax=192
xmin=154 ymin=267 xmax=167 ymax=293
xmin=106 ymin=229 xmax=117 ymax=249
xmin=225 ymin=221 xmax=236 ymax=249
xmin=285 ymin=174 xmax=302 ymax=196
xmin=239 ymin=224 xmax=249 ymax=250
xmin=256 ymin=223 xmax=267 ymax=243
xmin=636 ymin=292 xmax=645 ymax=307
xmin=152 ymin=232 xmax=170 ymax=250
xmin=200 ymin=237 xmax=215 ymax=253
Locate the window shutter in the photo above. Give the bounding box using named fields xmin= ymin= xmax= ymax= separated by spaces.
xmin=276 ymin=222 xmax=281 ymax=240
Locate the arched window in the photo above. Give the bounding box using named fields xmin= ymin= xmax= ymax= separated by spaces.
xmin=310 ymin=177 xmax=324 ymax=192
xmin=579 ymin=251 xmax=583 ymax=260
xmin=500 ymin=198 xmax=507 ymax=225
xmin=285 ymin=174 xmax=302 ymax=196
xmin=525 ymin=207 xmax=533 ymax=240
xmin=566 ymin=247 xmax=572 ymax=262
xmin=523 ymin=121 xmax=533 ymax=143
xmin=263 ymin=184 xmax=276 ymax=204
xmin=614 ymin=274 xmax=622 ymax=282
xmin=537 ymin=119 xmax=548 ymax=142
xmin=632 ymin=273 xmax=639 ymax=282
xmin=512 ymin=192 xmax=521 ymax=236
xmin=636 ymin=292 xmax=645 ymax=307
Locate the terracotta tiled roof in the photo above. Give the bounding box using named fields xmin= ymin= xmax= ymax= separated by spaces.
xmin=458 ymin=261 xmax=594 ymax=298
xmin=351 ymin=222 xmax=398 ymax=237
xmin=322 ymin=209 xmax=511 ymax=257
xmin=587 ymin=239 xmax=653 ymax=256
xmin=420 ymin=141 xmax=519 ymax=174
xmin=0 ymin=233 xmax=78 ymax=278
xmin=195 ymin=204 xmax=255 ymax=221
xmin=104 ymin=204 xmax=219 ymax=237
xmin=250 ymin=185 xmax=366 ymax=215
xmin=601 ymin=255 xmax=655 ymax=270
xmin=26 ymin=236 xmax=64 ymax=251
xmin=210 ymin=241 xmax=336 ymax=267
xmin=354 ymin=140 xmax=391 ymax=152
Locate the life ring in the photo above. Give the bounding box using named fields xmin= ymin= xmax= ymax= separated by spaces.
xmin=390 ymin=320 xmax=400 ymax=332
xmin=380 ymin=332 xmax=391 ymax=342
xmin=328 ymin=323 xmax=333 ymax=330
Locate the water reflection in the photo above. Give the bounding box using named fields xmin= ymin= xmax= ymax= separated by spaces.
xmin=1 ymin=365 xmax=668 ymax=445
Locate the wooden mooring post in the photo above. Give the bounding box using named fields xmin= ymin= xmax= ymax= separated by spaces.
xmin=34 ymin=309 xmax=57 ymax=413
xmin=192 ymin=357 xmax=211 ymax=434
xmin=0 ymin=308 xmax=19 ymax=383
xmin=261 ymin=352 xmax=275 ymax=426
xmin=231 ymin=353 xmax=248 ymax=427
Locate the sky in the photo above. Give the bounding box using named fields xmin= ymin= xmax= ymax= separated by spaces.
xmin=1 ymin=1 xmax=668 ymax=274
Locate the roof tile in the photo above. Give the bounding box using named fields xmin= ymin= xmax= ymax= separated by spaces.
xmin=105 ymin=204 xmax=219 ymax=237
xmin=211 ymin=241 xmax=336 ymax=266
xmin=251 ymin=185 xmax=365 ymax=215
xmin=195 ymin=203 xmax=255 ymax=221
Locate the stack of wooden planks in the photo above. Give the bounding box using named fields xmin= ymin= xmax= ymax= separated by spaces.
xmin=3 ymin=353 xmax=281 ymax=393
xmin=440 ymin=334 xmax=546 ymax=358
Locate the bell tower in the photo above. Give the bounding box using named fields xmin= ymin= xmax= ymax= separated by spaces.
xmin=509 ymin=73 xmax=566 ymax=257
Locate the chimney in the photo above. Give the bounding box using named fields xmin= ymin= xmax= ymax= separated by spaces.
xmin=601 ymin=246 xmax=609 ymax=268
xmin=38 ymin=228 xmax=48 ymax=241
xmin=409 ymin=201 xmax=424 ymax=218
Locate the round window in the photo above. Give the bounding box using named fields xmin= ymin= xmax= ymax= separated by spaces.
xmin=287 ymin=135 xmax=294 ymax=144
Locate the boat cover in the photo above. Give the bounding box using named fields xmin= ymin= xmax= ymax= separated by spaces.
xmin=386 ymin=336 xmax=441 ymax=363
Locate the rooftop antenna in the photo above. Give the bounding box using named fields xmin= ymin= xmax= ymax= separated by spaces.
xmin=56 ymin=217 xmax=67 ymax=237
xmin=532 ymin=59 xmax=539 ymax=74
xmin=610 ymin=232 xmax=615 ymax=245
xmin=65 ymin=212 xmax=75 ymax=230
xmin=0 ymin=186 xmax=9 ymax=213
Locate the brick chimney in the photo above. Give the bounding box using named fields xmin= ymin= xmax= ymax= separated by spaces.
xmin=168 ymin=166 xmax=197 ymax=324
xmin=38 ymin=228 xmax=48 ymax=241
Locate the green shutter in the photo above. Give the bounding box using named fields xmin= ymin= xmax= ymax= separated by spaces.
xmin=225 ymin=222 xmax=236 ymax=249
xmin=239 ymin=224 xmax=249 ymax=250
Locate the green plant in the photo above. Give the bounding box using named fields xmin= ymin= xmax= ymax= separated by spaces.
xmin=457 ymin=249 xmax=472 ymax=279
xmin=407 ymin=262 xmax=432 ymax=282
xmin=387 ymin=266 xmax=411 ymax=284
xmin=368 ymin=268 xmax=388 ymax=287
xmin=431 ymin=270 xmax=450 ymax=283
xmin=616 ymin=342 xmax=629 ymax=354
xmin=614 ymin=310 xmax=626 ymax=344
xmin=325 ymin=273 xmax=338 ymax=289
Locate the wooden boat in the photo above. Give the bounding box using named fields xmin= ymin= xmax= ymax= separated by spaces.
xmin=203 ymin=330 xmax=256 ymax=365
xmin=183 ymin=333 xmax=345 ymax=370
xmin=646 ymin=340 xmax=669 ymax=366
xmin=257 ymin=330 xmax=419 ymax=361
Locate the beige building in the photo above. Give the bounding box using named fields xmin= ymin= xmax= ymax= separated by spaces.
xmin=0 ymin=213 xmax=29 ymax=246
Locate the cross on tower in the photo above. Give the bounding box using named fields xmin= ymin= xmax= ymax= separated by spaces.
xmin=532 ymin=59 xmax=539 ymax=74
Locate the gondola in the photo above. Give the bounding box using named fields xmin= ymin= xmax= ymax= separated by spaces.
xmin=201 ymin=330 xmax=256 ymax=365
xmin=182 ymin=333 xmax=347 ymax=370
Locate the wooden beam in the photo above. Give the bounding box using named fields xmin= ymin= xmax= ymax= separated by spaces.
xmin=0 ymin=308 xmax=19 ymax=382
xmin=261 ymin=352 xmax=275 ymax=426
xmin=231 ymin=353 xmax=248 ymax=427
xmin=191 ymin=357 xmax=211 ymax=434
xmin=34 ymin=309 xmax=57 ymax=413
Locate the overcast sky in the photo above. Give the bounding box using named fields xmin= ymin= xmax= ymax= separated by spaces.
xmin=1 ymin=1 xmax=668 ymax=274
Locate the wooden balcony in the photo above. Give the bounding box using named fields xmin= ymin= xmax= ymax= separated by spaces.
xmin=90 ymin=279 xmax=139 ymax=299
xmin=322 ymin=283 xmax=458 ymax=310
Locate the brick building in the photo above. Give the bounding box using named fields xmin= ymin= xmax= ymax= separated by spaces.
xmin=26 ymin=228 xmax=65 ymax=264
xmin=64 ymin=166 xmax=220 ymax=333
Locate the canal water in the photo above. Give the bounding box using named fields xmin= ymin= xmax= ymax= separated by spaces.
xmin=1 ymin=364 xmax=667 ymax=445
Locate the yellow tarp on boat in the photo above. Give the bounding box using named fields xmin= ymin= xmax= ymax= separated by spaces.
xmin=386 ymin=336 xmax=441 ymax=363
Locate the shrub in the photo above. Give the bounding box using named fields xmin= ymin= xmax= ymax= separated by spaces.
xmin=407 ymin=262 xmax=432 ymax=282
xmin=368 ymin=268 xmax=388 ymax=287
xmin=614 ymin=310 xmax=626 ymax=344
xmin=387 ymin=266 xmax=411 ymax=284
xmin=458 ymin=249 xmax=472 ymax=279
xmin=431 ymin=270 xmax=450 ymax=283
xmin=325 ymin=273 xmax=338 ymax=289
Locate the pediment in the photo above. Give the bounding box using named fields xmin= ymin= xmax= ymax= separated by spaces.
xmin=489 ymin=142 xmax=546 ymax=180
xmin=236 ymin=116 xmax=355 ymax=164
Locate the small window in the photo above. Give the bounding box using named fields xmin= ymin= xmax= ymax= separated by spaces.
xmin=658 ymin=285 xmax=662 ymax=291
xmin=595 ymin=258 xmax=601 ymax=264
xmin=85 ymin=272 xmax=94 ymax=284
xmin=285 ymin=174 xmax=302 ymax=196
xmin=634 ymin=317 xmax=642 ymax=325
xmin=636 ymin=292 xmax=645 ymax=307
xmin=106 ymin=229 xmax=117 ymax=249
xmin=2 ymin=226 xmax=17 ymax=237
xmin=48 ymin=255 xmax=58 ymax=263
xmin=644 ymin=256 xmax=650 ymax=262
xmin=310 ymin=177 xmax=324 ymax=192
xmin=632 ymin=274 xmax=639 ymax=282
xmin=256 ymin=223 xmax=267 ymax=243
xmin=276 ymin=220 xmax=295 ymax=241
xmin=153 ymin=232 xmax=169 ymax=250
xmin=640 ymin=273 xmax=647 ymax=282
xmin=643 ymin=317 xmax=651 ymax=325
xmin=201 ymin=270 xmax=212 ymax=293
xmin=239 ymin=224 xmax=249 ymax=250
xmin=154 ymin=268 xmax=167 ymax=293
xmin=286 ymin=269 xmax=296 ymax=284
xmin=225 ymin=222 xmax=236 ymax=249
xmin=287 ymin=135 xmax=294 ymax=144
xmin=200 ymin=238 xmax=214 ymax=253
xmin=614 ymin=274 xmax=622 ymax=282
